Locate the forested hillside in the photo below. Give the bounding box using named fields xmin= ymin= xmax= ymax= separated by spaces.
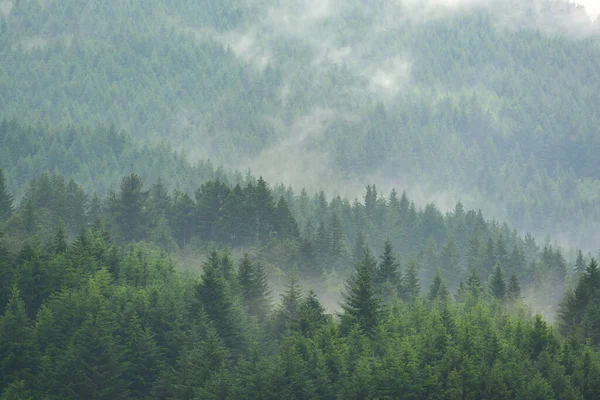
xmin=2 ymin=169 xmax=600 ymax=399
xmin=1 ymin=0 xmax=600 ymax=247
xmin=2 ymin=0 xmax=600 ymax=398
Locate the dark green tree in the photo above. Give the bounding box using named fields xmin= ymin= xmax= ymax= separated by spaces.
xmin=428 ymin=270 xmax=449 ymax=301
xmin=237 ymin=254 xmax=271 ymax=322
xmin=0 ymin=168 xmax=13 ymax=221
xmin=403 ymin=259 xmax=421 ymax=301
xmin=507 ymin=274 xmax=522 ymax=301
xmin=341 ymin=248 xmax=381 ymax=333
xmin=375 ymin=240 xmax=402 ymax=301
xmin=196 ymin=253 xmax=243 ymax=351
xmin=489 ymin=263 xmax=507 ymax=300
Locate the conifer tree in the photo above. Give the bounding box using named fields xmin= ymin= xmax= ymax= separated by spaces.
xmin=489 ymin=263 xmax=506 ymax=300
xmin=330 ymin=212 xmax=346 ymax=267
xmin=274 ymin=196 xmax=300 ymax=240
xmin=352 ymin=232 xmax=366 ymax=265
xmin=196 ymin=253 xmax=242 ymax=351
xmin=0 ymin=286 xmax=36 ymax=390
xmin=275 ymin=278 xmax=303 ymax=334
xmin=507 ymin=274 xmax=522 ymax=301
xmin=428 ymin=270 xmax=449 ymax=301
xmin=0 ymin=168 xmax=13 ymax=221
xmin=341 ymin=248 xmax=381 ymax=333
xmin=375 ymin=240 xmax=402 ymax=300
xmin=238 ymin=254 xmax=271 ymax=322
xmin=403 ymin=259 xmax=421 ymax=301
xmin=297 ymin=290 xmax=328 ymax=336
xmin=575 ymin=250 xmax=586 ymax=275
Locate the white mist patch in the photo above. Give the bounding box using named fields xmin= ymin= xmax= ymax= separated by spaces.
xmin=221 ymin=29 xmax=272 ymax=70
xmin=0 ymin=1 xmax=12 ymax=17
xmin=368 ymin=56 xmax=412 ymax=97
xmin=245 ymin=108 xmax=338 ymax=189
xmin=19 ymin=36 xmax=49 ymax=52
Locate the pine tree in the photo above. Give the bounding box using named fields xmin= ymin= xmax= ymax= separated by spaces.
xmin=403 ymin=259 xmax=420 ymax=301
xmin=466 ymin=268 xmax=483 ymax=298
xmin=489 ymin=263 xmax=506 ymax=300
xmin=507 ymin=274 xmax=522 ymax=301
xmin=0 ymin=168 xmax=13 ymax=221
xmin=0 ymin=286 xmax=36 ymax=389
xmin=196 ymin=253 xmax=243 ymax=351
xmin=574 ymin=250 xmax=586 ymax=275
xmin=275 ymin=278 xmax=303 ymax=334
xmin=341 ymin=248 xmax=381 ymax=333
xmin=329 ymin=212 xmax=346 ymax=267
xmin=110 ymin=174 xmax=150 ymax=242
xmin=352 ymin=232 xmax=366 ymax=265
xmin=297 ymin=290 xmax=328 ymax=337
xmin=439 ymin=233 xmax=461 ymax=288
xmin=52 ymin=224 xmax=68 ymax=254
xmin=238 ymin=254 xmax=271 ymax=322
xmin=375 ymin=240 xmax=402 ymax=300
xmin=428 ymin=270 xmax=449 ymax=301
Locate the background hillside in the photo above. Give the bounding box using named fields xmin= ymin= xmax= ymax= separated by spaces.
xmin=1 ymin=0 xmax=600 ymax=249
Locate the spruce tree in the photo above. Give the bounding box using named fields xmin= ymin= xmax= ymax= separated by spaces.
xmin=0 ymin=168 xmax=13 ymax=221
xmin=238 ymin=254 xmax=271 ymax=322
xmin=196 ymin=253 xmax=242 ymax=351
xmin=0 ymin=286 xmax=36 ymax=389
xmin=352 ymin=232 xmax=366 ymax=265
xmin=275 ymin=278 xmax=303 ymax=334
xmin=341 ymin=248 xmax=381 ymax=333
xmin=428 ymin=270 xmax=449 ymax=301
xmin=403 ymin=259 xmax=421 ymax=301
xmin=574 ymin=250 xmax=586 ymax=275
xmin=489 ymin=263 xmax=506 ymax=300
xmin=507 ymin=274 xmax=522 ymax=301
xmin=297 ymin=290 xmax=328 ymax=336
xmin=375 ymin=240 xmax=401 ymax=300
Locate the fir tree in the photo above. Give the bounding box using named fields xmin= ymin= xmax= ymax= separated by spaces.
xmin=275 ymin=278 xmax=303 ymax=334
xmin=196 ymin=253 xmax=243 ymax=351
xmin=297 ymin=290 xmax=328 ymax=337
xmin=0 ymin=168 xmax=13 ymax=221
xmin=575 ymin=250 xmax=586 ymax=275
xmin=341 ymin=248 xmax=381 ymax=333
xmin=375 ymin=240 xmax=402 ymax=300
xmin=428 ymin=270 xmax=449 ymax=301
xmin=403 ymin=259 xmax=421 ymax=301
xmin=507 ymin=274 xmax=522 ymax=301
xmin=489 ymin=263 xmax=506 ymax=300
xmin=238 ymin=254 xmax=271 ymax=322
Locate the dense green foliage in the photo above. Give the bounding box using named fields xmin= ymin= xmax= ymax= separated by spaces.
xmin=0 ymin=171 xmax=599 ymax=398
xmin=1 ymin=0 xmax=600 ymax=397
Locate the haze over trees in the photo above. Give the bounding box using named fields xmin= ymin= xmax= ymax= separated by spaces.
xmin=1 ymin=0 xmax=600 ymax=398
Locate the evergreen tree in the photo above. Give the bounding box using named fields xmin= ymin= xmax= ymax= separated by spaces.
xmin=196 ymin=253 xmax=243 ymax=351
xmin=275 ymin=278 xmax=303 ymax=334
xmin=0 ymin=168 xmax=13 ymax=221
xmin=110 ymin=174 xmax=150 ymax=242
xmin=403 ymin=259 xmax=421 ymax=301
xmin=0 ymin=287 xmax=36 ymax=390
xmin=329 ymin=212 xmax=346 ymax=268
xmin=352 ymin=232 xmax=366 ymax=265
xmin=297 ymin=290 xmax=328 ymax=337
xmin=341 ymin=248 xmax=381 ymax=333
xmin=507 ymin=274 xmax=522 ymax=301
xmin=489 ymin=263 xmax=507 ymax=300
xmin=575 ymin=250 xmax=586 ymax=275
xmin=238 ymin=254 xmax=271 ymax=322
xmin=375 ymin=240 xmax=401 ymax=301
xmin=439 ymin=233 xmax=461 ymax=288
xmin=428 ymin=270 xmax=449 ymax=301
